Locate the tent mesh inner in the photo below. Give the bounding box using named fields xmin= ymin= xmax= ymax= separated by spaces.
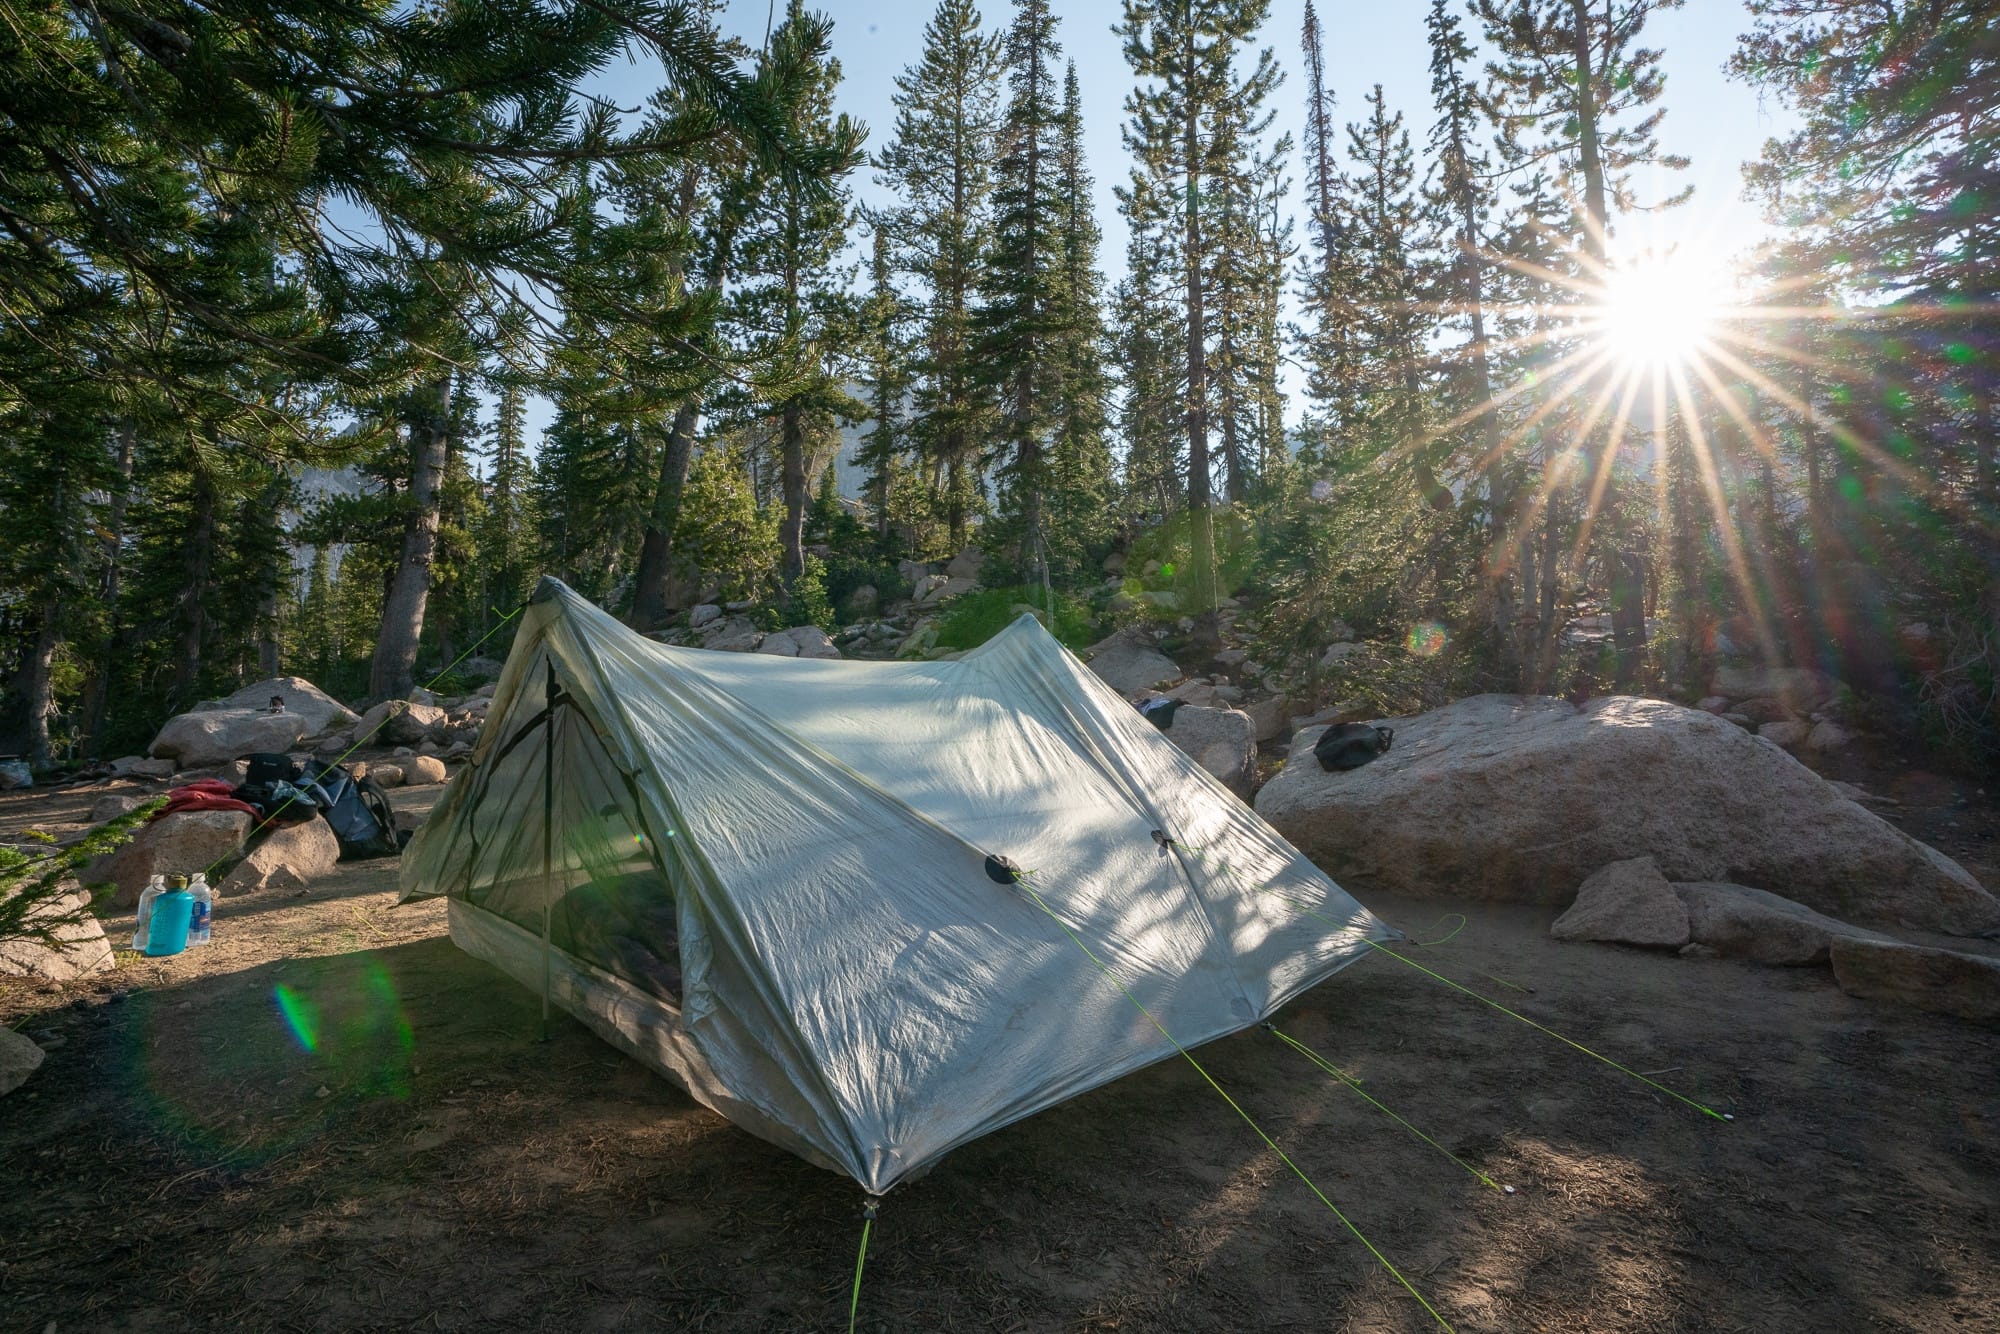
xmin=456 ymin=657 xmax=681 ymax=1000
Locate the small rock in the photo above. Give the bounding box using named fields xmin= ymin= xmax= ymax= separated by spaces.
xmin=355 ymin=699 xmax=447 ymax=747
xmin=1720 ymin=712 xmax=1755 ymax=729
xmin=1737 ymin=697 xmax=1797 ymax=726
xmin=1829 ymin=937 xmax=2000 ymax=1022
xmin=315 ymin=732 xmax=353 ymax=757
xmin=1160 ymin=706 xmax=1257 ymax=798
xmin=91 ymin=794 xmax=144 ymax=824
xmin=945 ymin=546 xmax=984 ymax=580
xmin=1103 ymin=551 xmax=1127 ymax=575
xmin=1806 ymin=721 xmax=1853 ymax=753
xmin=1320 ymin=642 xmax=1364 ymax=667
xmin=0 ymin=1025 xmax=45 ymax=1097
xmin=370 ymin=764 xmax=405 ymax=788
xmin=758 ymin=626 xmax=842 ymax=659
xmin=403 ymin=755 xmax=448 ymax=786
xmin=110 ymin=756 xmax=176 ymax=779
xmin=218 ymin=818 xmax=341 ymax=896
xmin=1758 ymin=720 xmax=1811 ymax=749
xmin=1082 ymin=627 xmax=1182 ymax=694
xmin=1696 ymin=696 xmax=1731 ymax=714
xmin=689 ymin=604 xmax=722 ymax=629
xmin=1552 ymin=857 xmax=1691 ymax=948
xmin=1141 ymin=590 xmax=1178 ymax=611
xmin=1245 ymin=695 xmax=1292 ymax=743
xmin=392 ymin=746 xmax=415 ymax=758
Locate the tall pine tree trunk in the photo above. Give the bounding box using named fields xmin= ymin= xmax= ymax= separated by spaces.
xmin=780 ymin=401 xmax=809 ymax=585
xmin=24 ymin=603 xmax=59 ymax=768
xmin=370 ymin=381 xmax=450 ymax=701
xmin=629 ymin=401 xmax=701 ymax=629
xmin=1181 ymin=66 xmax=1218 ymax=644
xmin=171 ymin=466 xmax=216 ymax=709
xmin=81 ymin=417 xmax=135 ymax=751
xmin=1568 ymin=0 xmax=1646 ymax=683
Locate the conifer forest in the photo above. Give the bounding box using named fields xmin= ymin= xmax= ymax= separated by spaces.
xmin=2 ymin=0 xmax=1996 ymax=773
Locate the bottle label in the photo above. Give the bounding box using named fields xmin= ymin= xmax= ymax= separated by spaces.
xmin=191 ymin=902 xmax=211 ymax=936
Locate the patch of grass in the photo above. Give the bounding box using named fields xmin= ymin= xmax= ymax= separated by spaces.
xmin=934 ymin=586 xmax=1097 ymax=652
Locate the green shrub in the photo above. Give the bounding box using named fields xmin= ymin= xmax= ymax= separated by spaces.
xmin=934 ymin=586 xmax=1096 ymax=652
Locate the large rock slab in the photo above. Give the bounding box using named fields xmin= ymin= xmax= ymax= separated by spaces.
xmin=1829 ymin=937 xmax=2000 ymax=1022
xmin=1162 ymin=706 xmax=1256 ymax=798
xmin=0 ymin=883 xmax=114 ymax=982
xmin=86 ymin=809 xmax=254 ymax=907
xmin=1552 ymin=857 xmax=1690 ymax=948
xmin=218 ymin=818 xmax=341 ymax=896
xmin=148 ymin=708 xmax=309 ymax=768
xmin=198 ymin=676 xmax=359 ymax=736
xmin=1254 ymin=694 xmax=1999 ymax=934
xmin=1674 ymin=882 xmax=1888 ymax=965
xmin=1083 ymin=628 xmax=1183 ymax=694
xmin=355 ymin=699 xmax=447 ymax=747
xmin=0 ymin=1025 xmax=44 ymax=1097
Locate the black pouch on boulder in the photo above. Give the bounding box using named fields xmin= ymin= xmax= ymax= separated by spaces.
xmin=1314 ymin=723 xmax=1393 ymax=772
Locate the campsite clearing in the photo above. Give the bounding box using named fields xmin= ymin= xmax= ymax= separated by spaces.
xmin=2 ymin=779 xmax=1998 ymax=1331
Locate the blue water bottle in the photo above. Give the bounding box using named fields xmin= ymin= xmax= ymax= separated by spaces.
xmin=143 ymin=875 xmax=196 ymax=957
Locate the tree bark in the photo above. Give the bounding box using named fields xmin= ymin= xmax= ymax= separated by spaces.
xmin=24 ymin=604 xmax=59 ymax=769
xmin=80 ymin=417 xmax=136 ymax=750
xmin=369 ymin=382 xmax=450 ymax=701
xmin=780 ymin=401 xmax=809 ymax=585
xmin=1181 ymin=34 xmax=1219 ymax=644
xmin=170 ymin=465 xmax=216 ymax=709
xmin=628 ymin=400 xmax=702 ymax=629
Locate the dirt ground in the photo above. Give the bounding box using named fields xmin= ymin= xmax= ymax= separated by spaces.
xmin=2 ymin=760 xmax=1998 ymax=1333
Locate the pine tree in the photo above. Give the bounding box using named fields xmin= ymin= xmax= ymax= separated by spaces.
xmin=1117 ymin=0 xmax=1283 ymax=640
xmin=873 ymin=0 xmax=1007 ymax=553
xmin=1294 ymin=0 xmax=1363 ymax=454
xmin=1475 ymin=0 xmax=1690 ymax=682
xmin=976 ymin=0 xmax=1068 ymax=581
xmin=730 ymin=1 xmax=867 ymax=587
xmin=1424 ymin=0 xmax=1512 ymax=646
xmin=856 ymin=229 xmax=914 ymax=541
xmin=1042 ymin=62 xmax=1115 ymax=579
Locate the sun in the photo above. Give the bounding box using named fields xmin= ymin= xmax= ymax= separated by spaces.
xmin=1592 ymin=248 xmax=1731 ymax=370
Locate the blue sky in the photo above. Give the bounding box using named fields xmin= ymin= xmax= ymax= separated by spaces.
xmin=548 ymin=0 xmax=1796 ymax=436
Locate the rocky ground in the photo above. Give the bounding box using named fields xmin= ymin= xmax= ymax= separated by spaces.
xmin=3 ymin=743 xmax=1999 ymax=1331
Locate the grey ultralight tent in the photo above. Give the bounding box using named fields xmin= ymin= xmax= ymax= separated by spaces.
xmin=401 ymin=577 xmax=1394 ymax=1193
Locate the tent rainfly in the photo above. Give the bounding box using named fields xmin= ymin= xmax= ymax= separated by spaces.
xmin=401 ymin=577 xmax=1395 ymax=1193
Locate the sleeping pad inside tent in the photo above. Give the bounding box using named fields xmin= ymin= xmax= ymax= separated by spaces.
xmin=400 ymin=577 xmax=1396 ymax=1194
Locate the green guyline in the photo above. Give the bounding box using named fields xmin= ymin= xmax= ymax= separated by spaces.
xmin=1267 ymin=1025 xmax=1509 ymax=1194
xmin=1010 ymin=868 xmax=1456 ymax=1333
xmin=1168 ymin=840 xmax=1729 ymax=1124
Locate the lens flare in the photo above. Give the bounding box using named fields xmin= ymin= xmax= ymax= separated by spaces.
xmin=1592 ymin=250 xmax=1728 ymax=369
xmin=1406 ymin=622 xmax=1448 ymax=658
xmin=274 ymin=984 xmax=321 ymax=1053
